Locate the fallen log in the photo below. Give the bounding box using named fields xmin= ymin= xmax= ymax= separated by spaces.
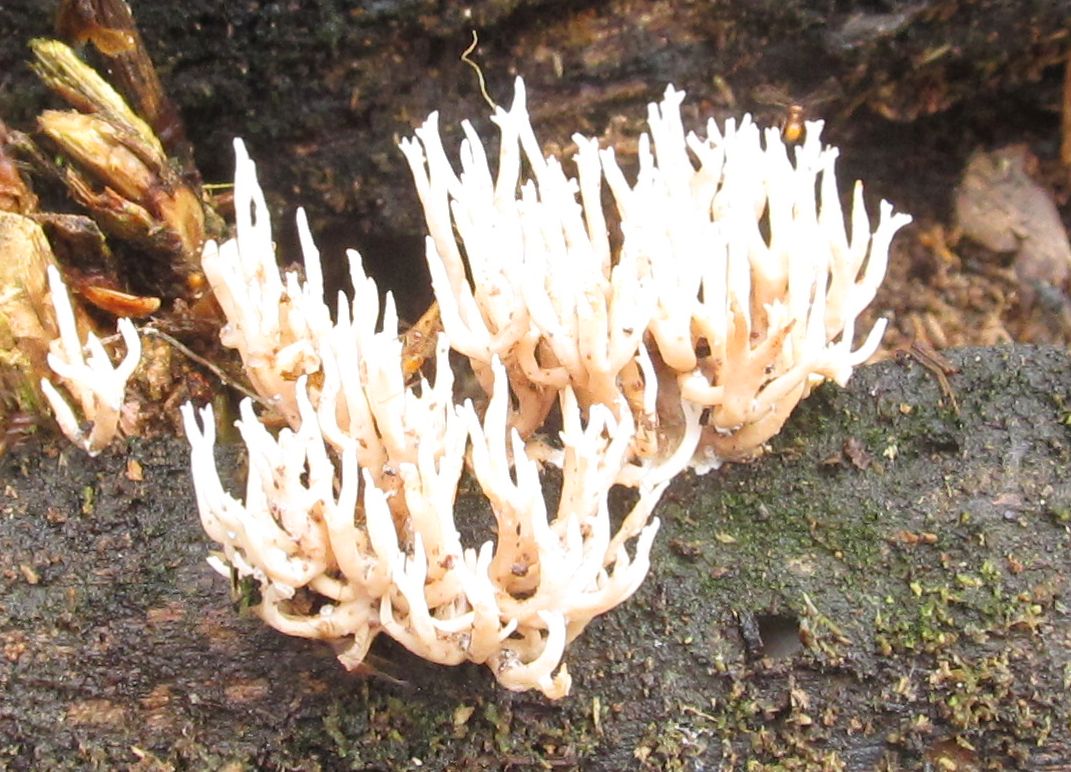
xmin=1 ymin=345 xmax=1068 ymax=768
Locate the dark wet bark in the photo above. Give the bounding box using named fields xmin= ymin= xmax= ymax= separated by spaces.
xmin=1 ymin=1 xmax=1066 ymax=319
xmin=1 ymin=345 xmax=1069 ymax=769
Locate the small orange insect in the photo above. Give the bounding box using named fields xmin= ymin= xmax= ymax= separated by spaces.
xmin=752 ymin=81 xmax=840 ymax=145
xmin=401 ymin=300 xmax=442 ymax=382
xmin=781 ymin=103 xmax=806 ymax=144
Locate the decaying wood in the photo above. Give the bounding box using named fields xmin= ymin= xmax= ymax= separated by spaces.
xmin=1 ymin=346 xmax=1068 ymax=768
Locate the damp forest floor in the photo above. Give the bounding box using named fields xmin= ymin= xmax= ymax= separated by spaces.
xmin=0 ymin=345 xmax=1069 ymax=770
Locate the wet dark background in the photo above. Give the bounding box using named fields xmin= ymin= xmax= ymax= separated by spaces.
xmin=2 ymin=0 xmax=1066 ymax=325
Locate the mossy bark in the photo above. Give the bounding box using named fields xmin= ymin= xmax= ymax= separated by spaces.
xmin=1 ymin=345 xmax=1068 ymax=769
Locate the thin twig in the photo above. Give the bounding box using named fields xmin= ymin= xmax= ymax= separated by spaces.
xmin=100 ymin=325 xmax=269 ymax=407
xmin=461 ymin=31 xmax=497 ymax=111
xmin=906 ymin=339 xmax=959 ymax=415
xmin=144 ymin=327 xmax=269 ymax=406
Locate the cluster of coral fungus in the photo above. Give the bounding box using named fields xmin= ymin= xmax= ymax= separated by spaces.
xmin=47 ymin=77 xmax=909 ymax=697
xmin=173 ymin=79 xmax=903 ymax=698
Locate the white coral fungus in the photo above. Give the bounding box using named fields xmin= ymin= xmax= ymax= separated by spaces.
xmin=184 ymin=79 xmax=909 ymax=697
xmin=41 ymin=265 xmax=140 ymax=455
xmin=402 ymin=78 xmax=911 ymax=466
xmin=184 ymin=139 xmax=663 ymax=699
